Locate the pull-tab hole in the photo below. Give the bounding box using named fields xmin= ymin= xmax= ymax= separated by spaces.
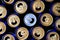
xmin=42 ymin=16 xmax=46 ymax=22
xmin=5 ymin=0 xmax=10 ymax=2
xmin=58 ymin=25 xmax=60 ymax=28
xmin=5 ymin=37 xmax=10 ymax=40
xmin=0 ymin=28 xmax=2 ymax=32
xmin=36 ymin=7 xmax=41 ymax=11
xmin=0 ymin=13 xmax=2 ymax=16
xmin=57 ymin=10 xmax=60 ymax=12
xmin=17 ymin=3 xmax=23 ymax=7
xmin=50 ymin=34 xmax=55 ymax=37
xmin=30 ymin=18 xmax=34 ymax=23
xmin=35 ymin=33 xmax=40 ymax=37
xmin=11 ymin=21 xmax=17 ymax=25
xmin=18 ymin=32 xmax=23 ymax=37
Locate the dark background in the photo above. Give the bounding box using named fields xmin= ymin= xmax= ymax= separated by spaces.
xmin=0 ymin=0 xmax=60 ymax=40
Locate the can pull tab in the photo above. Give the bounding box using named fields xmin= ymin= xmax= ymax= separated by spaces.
xmin=58 ymin=25 xmax=60 ymax=28
xmin=5 ymin=37 xmax=10 ymax=40
xmin=18 ymin=32 xmax=23 ymax=37
xmin=0 ymin=13 xmax=2 ymax=16
xmin=17 ymin=3 xmax=23 ymax=7
xmin=11 ymin=18 xmax=17 ymax=25
xmin=12 ymin=21 xmax=17 ymax=25
xmin=0 ymin=28 xmax=2 ymax=32
xmin=36 ymin=7 xmax=41 ymax=11
xmin=35 ymin=33 xmax=40 ymax=37
xmin=30 ymin=18 xmax=34 ymax=23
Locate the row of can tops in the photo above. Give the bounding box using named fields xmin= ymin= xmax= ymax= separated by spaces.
xmin=0 ymin=12 xmax=60 ymax=30
xmin=0 ymin=25 xmax=60 ymax=40
xmin=1 ymin=0 xmax=54 ymax=4
xmin=0 ymin=0 xmax=60 ymax=16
